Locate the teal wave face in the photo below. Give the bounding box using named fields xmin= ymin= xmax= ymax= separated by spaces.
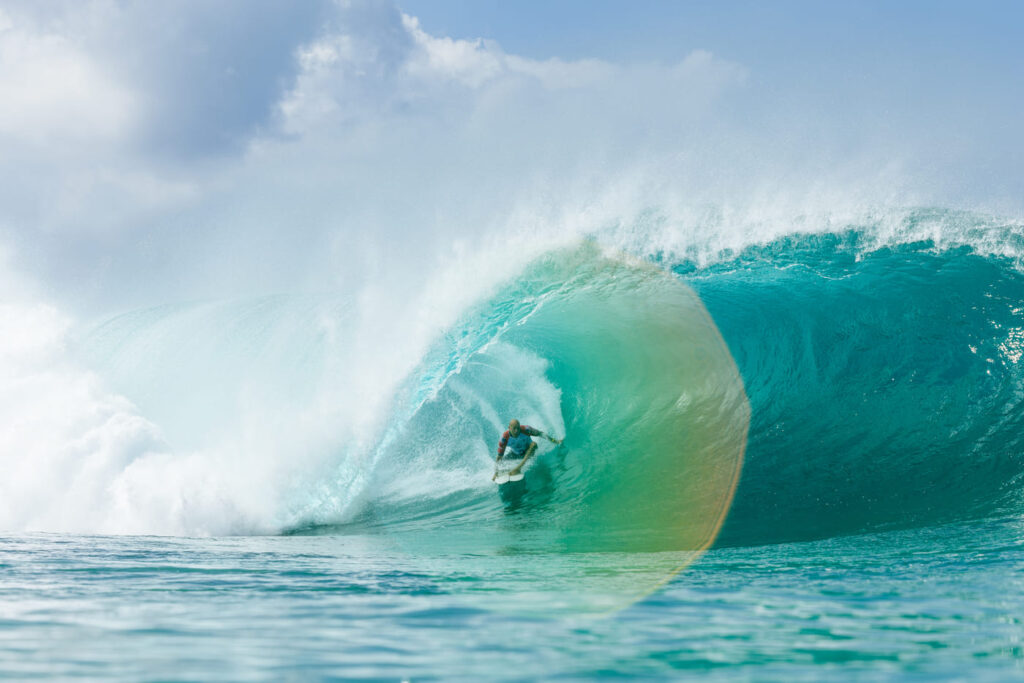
xmin=685 ymin=231 xmax=1024 ymax=546
xmin=353 ymin=244 xmax=749 ymax=564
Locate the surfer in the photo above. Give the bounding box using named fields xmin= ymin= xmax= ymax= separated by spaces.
xmin=493 ymin=419 xmax=562 ymax=481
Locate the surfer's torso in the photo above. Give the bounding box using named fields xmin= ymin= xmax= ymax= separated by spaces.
xmin=498 ymin=425 xmax=540 ymax=457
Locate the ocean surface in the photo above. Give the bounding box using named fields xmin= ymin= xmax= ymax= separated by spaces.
xmin=3 ymin=209 xmax=1024 ymax=679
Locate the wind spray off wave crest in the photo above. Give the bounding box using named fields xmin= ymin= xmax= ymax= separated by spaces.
xmin=0 ymin=223 xmax=558 ymax=536
xmin=5 ymin=204 xmax=1023 ymax=549
xmin=17 ymin=238 xmax=748 ymax=559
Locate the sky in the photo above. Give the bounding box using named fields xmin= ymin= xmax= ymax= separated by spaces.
xmin=0 ymin=0 xmax=1022 ymax=316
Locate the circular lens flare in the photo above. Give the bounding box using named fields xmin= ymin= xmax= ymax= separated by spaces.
xmin=365 ymin=243 xmax=749 ymax=615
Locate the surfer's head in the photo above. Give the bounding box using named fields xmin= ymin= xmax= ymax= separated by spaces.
xmin=508 ymin=419 xmax=520 ymax=436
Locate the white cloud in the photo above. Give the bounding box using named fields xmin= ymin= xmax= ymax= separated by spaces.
xmin=49 ymin=166 xmax=200 ymax=228
xmin=401 ymin=14 xmax=617 ymax=91
xmin=276 ymin=25 xmax=398 ymax=134
xmin=503 ymin=54 xmax=615 ymax=90
xmin=0 ymin=11 xmax=138 ymax=147
xmin=401 ymin=14 xmax=504 ymax=88
xmin=277 ymin=10 xmax=746 ymax=138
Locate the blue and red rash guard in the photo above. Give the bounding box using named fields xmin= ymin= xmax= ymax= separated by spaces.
xmin=497 ymin=426 xmax=541 ymax=459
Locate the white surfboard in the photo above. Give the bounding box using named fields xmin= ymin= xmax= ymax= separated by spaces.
xmin=491 ymin=438 xmax=562 ymax=484
xmin=492 ymin=471 xmax=524 ymax=485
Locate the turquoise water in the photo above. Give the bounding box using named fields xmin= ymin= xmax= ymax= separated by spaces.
xmin=5 ymin=209 xmax=1024 ymax=677
xmin=3 ymin=518 xmax=1023 ymax=679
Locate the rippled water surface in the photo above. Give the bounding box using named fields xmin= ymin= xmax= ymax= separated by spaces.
xmin=3 ymin=516 xmax=1023 ymax=680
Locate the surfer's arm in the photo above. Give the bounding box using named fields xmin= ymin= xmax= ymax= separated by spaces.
xmin=523 ymin=425 xmax=562 ymax=445
xmin=496 ymin=431 xmax=509 ymax=460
